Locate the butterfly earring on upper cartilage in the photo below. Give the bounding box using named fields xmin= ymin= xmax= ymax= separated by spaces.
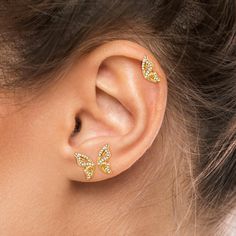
xmin=141 ymin=55 xmax=160 ymax=83
xmin=74 ymin=152 xmax=96 ymax=180
xmin=97 ymin=144 xmax=112 ymax=174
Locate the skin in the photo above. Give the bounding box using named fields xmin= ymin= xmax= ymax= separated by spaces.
xmin=0 ymin=40 xmax=194 ymax=235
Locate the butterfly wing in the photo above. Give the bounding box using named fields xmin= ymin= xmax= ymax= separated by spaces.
xmin=147 ymin=71 xmax=160 ymax=83
xmin=74 ymin=153 xmax=95 ymax=180
xmin=97 ymin=144 xmax=112 ymax=174
xmin=142 ymin=55 xmax=153 ymax=79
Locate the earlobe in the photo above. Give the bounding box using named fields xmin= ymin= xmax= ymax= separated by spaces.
xmin=64 ymin=40 xmax=167 ymax=182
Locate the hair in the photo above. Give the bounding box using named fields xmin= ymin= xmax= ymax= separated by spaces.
xmin=0 ymin=0 xmax=236 ymax=233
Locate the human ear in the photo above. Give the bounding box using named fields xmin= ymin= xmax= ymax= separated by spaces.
xmin=63 ymin=40 xmax=167 ymax=182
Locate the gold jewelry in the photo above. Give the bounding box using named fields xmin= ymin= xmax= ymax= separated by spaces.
xmin=74 ymin=152 xmax=96 ymax=180
xmin=141 ymin=55 xmax=160 ymax=83
xmin=97 ymin=144 xmax=112 ymax=174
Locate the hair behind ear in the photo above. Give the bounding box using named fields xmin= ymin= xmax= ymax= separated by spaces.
xmin=197 ymin=118 xmax=236 ymax=209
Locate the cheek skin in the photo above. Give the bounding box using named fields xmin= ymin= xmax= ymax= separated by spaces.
xmin=0 ymin=86 xmax=74 ymax=234
xmin=0 ymin=95 xmax=63 ymax=170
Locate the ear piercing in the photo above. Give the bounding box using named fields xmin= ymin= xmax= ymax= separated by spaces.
xmin=141 ymin=56 xmax=160 ymax=83
xmin=74 ymin=144 xmax=112 ymax=180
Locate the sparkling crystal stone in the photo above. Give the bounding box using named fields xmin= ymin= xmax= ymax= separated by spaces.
xmin=85 ymin=166 xmax=95 ymax=179
xmin=148 ymin=72 xmax=160 ymax=83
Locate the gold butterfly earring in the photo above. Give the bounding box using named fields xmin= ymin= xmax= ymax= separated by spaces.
xmin=141 ymin=55 xmax=160 ymax=83
xmin=97 ymin=144 xmax=112 ymax=174
xmin=74 ymin=152 xmax=96 ymax=180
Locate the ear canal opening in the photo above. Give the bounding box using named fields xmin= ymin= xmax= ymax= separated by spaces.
xmin=72 ymin=116 xmax=82 ymax=135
